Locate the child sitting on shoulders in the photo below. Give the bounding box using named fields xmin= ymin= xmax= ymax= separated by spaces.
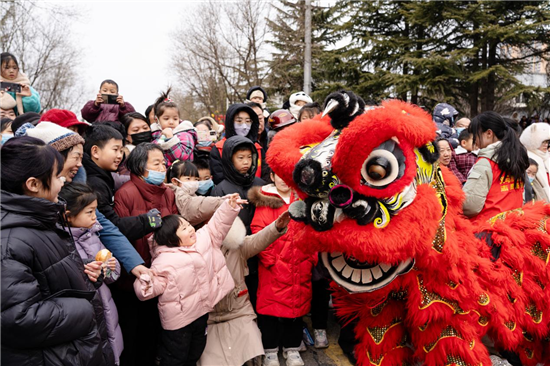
xmin=59 ymin=183 xmax=123 ymax=365
xmin=452 ymin=129 xmax=477 ymax=181
xmin=81 ymin=79 xmax=136 ymax=123
xmin=134 ymin=193 xmax=246 ymax=366
xmin=151 ymin=88 xmax=197 ymax=166
xmin=167 ymin=160 xmax=225 ymax=227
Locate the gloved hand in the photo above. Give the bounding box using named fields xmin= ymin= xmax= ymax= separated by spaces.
xmin=146 ymin=209 xmax=162 ymax=228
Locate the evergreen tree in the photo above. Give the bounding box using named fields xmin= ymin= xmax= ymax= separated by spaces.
xmin=265 ymin=0 xmax=335 ymax=105
xmin=326 ymin=0 xmax=550 ymax=115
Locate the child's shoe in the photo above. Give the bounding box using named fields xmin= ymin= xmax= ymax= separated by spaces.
xmin=313 ymin=329 xmax=329 ymax=349
xmin=283 ymin=349 xmax=304 ymax=366
xmin=263 ymin=348 xmax=280 ymax=366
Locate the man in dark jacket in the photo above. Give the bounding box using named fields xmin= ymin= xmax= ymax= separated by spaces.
xmin=83 ymin=125 xmax=160 ymax=241
xmin=1 ymin=190 xmax=115 ymax=366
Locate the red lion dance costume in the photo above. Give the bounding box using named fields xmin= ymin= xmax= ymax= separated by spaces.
xmin=267 ymin=93 xmax=550 ymax=366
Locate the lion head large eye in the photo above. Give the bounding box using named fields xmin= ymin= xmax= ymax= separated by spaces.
xmin=361 ymin=139 xmax=405 ymax=188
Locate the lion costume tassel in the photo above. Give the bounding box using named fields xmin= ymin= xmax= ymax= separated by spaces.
xmin=267 ymin=95 xmax=550 ymax=366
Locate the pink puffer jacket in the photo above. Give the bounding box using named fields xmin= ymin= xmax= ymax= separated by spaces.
xmin=134 ymin=200 xmax=238 ymax=330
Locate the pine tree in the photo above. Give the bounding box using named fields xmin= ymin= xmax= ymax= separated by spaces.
xmin=265 ymin=0 xmax=335 ymax=106
xmin=325 ymin=0 xmax=550 ymax=115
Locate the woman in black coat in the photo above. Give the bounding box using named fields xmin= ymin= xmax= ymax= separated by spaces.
xmin=1 ymin=137 xmax=115 ymax=366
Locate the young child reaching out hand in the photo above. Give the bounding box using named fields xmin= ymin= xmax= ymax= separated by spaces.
xmin=134 ymin=193 xmax=246 ymax=366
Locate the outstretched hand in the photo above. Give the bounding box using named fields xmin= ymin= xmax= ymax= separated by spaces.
xmin=228 ymin=193 xmax=248 ymax=209
xmin=275 ymin=210 xmax=291 ymax=231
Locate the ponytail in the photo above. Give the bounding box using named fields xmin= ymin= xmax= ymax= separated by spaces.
xmin=153 ymin=87 xmax=179 ymax=118
xmin=470 ymin=111 xmax=529 ymax=187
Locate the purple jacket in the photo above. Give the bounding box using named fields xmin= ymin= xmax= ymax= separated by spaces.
xmin=81 ymin=100 xmax=136 ymax=123
xmin=69 ymin=222 xmax=124 ymax=363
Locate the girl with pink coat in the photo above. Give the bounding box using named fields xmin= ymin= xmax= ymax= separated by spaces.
xmin=134 ymin=193 xmax=246 ymax=366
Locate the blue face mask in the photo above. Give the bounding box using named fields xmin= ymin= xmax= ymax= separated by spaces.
xmin=528 ymin=176 xmax=535 ymax=184
xmin=455 ymin=127 xmax=465 ymax=135
xmin=1 ymin=133 xmax=14 ymax=144
xmin=143 ymin=169 xmax=166 ymax=185
xmin=197 ymin=179 xmax=214 ymax=195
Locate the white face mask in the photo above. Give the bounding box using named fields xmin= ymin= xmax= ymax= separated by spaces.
xmin=234 ymin=123 xmax=251 ymax=137
xmin=175 ymin=179 xmax=199 ymax=195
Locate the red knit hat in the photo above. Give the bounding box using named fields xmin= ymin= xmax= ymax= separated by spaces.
xmin=40 ymin=109 xmax=90 ymax=131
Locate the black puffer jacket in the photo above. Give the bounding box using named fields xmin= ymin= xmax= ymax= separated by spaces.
xmin=1 ymin=190 xmax=115 ymax=366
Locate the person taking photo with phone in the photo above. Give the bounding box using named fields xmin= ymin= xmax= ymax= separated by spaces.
xmin=0 ymin=52 xmax=41 ymax=115
xmin=81 ymin=79 xmax=136 ymax=124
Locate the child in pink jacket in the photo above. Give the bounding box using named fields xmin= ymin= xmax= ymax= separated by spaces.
xmin=134 ymin=193 xmax=246 ymax=366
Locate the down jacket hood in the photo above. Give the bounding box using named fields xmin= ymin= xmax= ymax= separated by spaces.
xmin=221 ymin=136 xmax=259 ymax=187
xmin=247 ymin=184 xmax=286 ymax=209
xmin=224 ymin=104 xmax=259 ymax=142
xmin=520 ymin=123 xmax=550 ymax=153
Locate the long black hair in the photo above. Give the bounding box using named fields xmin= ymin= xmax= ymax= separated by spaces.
xmin=469 ymin=111 xmax=529 ymax=186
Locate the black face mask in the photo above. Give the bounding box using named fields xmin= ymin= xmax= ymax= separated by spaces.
xmin=130 ymin=131 xmax=153 ymax=146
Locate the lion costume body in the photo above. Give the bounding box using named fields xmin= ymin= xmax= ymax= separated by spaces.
xmin=267 ymin=98 xmax=550 ymax=366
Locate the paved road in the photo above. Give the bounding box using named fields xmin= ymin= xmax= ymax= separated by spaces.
xmin=275 ymin=310 xmax=354 ymax=366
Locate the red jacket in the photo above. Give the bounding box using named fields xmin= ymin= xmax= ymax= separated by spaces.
xmin=249 ymin=185 xmax=317 ymax=318
xmin=114 ymin=174 xmax=179 ymax=289
xmin=470 ymin=158 xmax=524 ymax=225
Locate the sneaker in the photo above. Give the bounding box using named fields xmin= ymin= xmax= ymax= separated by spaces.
xmin=283 ymin=350 xmax=304 ymax=366
xmin=263 ymin=351 xmax=280 ymax=366
xmin=313 ymin=329 xmax=329 ymax=349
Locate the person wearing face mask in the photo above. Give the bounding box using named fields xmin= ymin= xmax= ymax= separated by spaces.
xmin=166 ymin=160 xmax=226 ymax=227
xmin=210 ymin=104 xmax=262 ymax=185
xmin=520 ymin=123 xmax=550 ymax=201
xmin=121 ymin=112 xmax=153 ymax=154
xmin=525 ymin=159 xmax=548 ymax=202
xmin=1 ymin=117 xmax=14 ymax=145
xmin=113 ymin=143 xmax=178 ymax=366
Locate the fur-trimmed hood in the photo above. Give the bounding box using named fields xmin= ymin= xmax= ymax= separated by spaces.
xmin=247 ymin=184 xmax=289 ymax=209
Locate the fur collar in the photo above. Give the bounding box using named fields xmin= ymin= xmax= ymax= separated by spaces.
xmin=222 ymin=217 xmax=246 ymax=250
xmin=248 ymin=184 xmax=286 ymax=208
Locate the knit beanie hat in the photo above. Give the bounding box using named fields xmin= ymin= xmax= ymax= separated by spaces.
xmin=0 ymin=91 xmax=16 ymax=110
xmin=22 ymin=121 xmax=85 ymax=152
xmin=40 ymin=109 xmax=91 ymax=130
xmin=250 ymin=90 xmax=265 ymax=101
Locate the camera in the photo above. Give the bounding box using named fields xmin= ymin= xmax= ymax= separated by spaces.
xmin=1 ymin=82 xmax=22 ymax=93
xmin=102 ymin=94 xmax=119 ymax=104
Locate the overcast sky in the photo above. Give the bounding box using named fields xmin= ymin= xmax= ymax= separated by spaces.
xmin=67 ymin=1 xmax=200 ymax=115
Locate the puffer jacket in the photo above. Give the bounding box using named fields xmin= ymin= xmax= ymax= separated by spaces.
xmin=1 ymin=190 xmax=114 ymax=366
xmin=249 ymin=185 xmax=317 ymax=318
xmin=198 ymin=218 xmax=284 ymax=366
xmin=114 ymin=174 xmax=179 ymax=289
xmin=81 ymin=100 xmax=136 ymax=123
xmin=134 ymin=200 xmax=239 ymax=330
xmin=69 ymin=222 xmax=124 ymax=364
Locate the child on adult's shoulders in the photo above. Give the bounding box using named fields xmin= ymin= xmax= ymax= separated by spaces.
xmin=150 ymin=88 xmax=197 ymax=166
xmin=81 ymin=79 xmax=136 ymax=123
xmin=452 ymin=129 xmax=477 ymax=182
